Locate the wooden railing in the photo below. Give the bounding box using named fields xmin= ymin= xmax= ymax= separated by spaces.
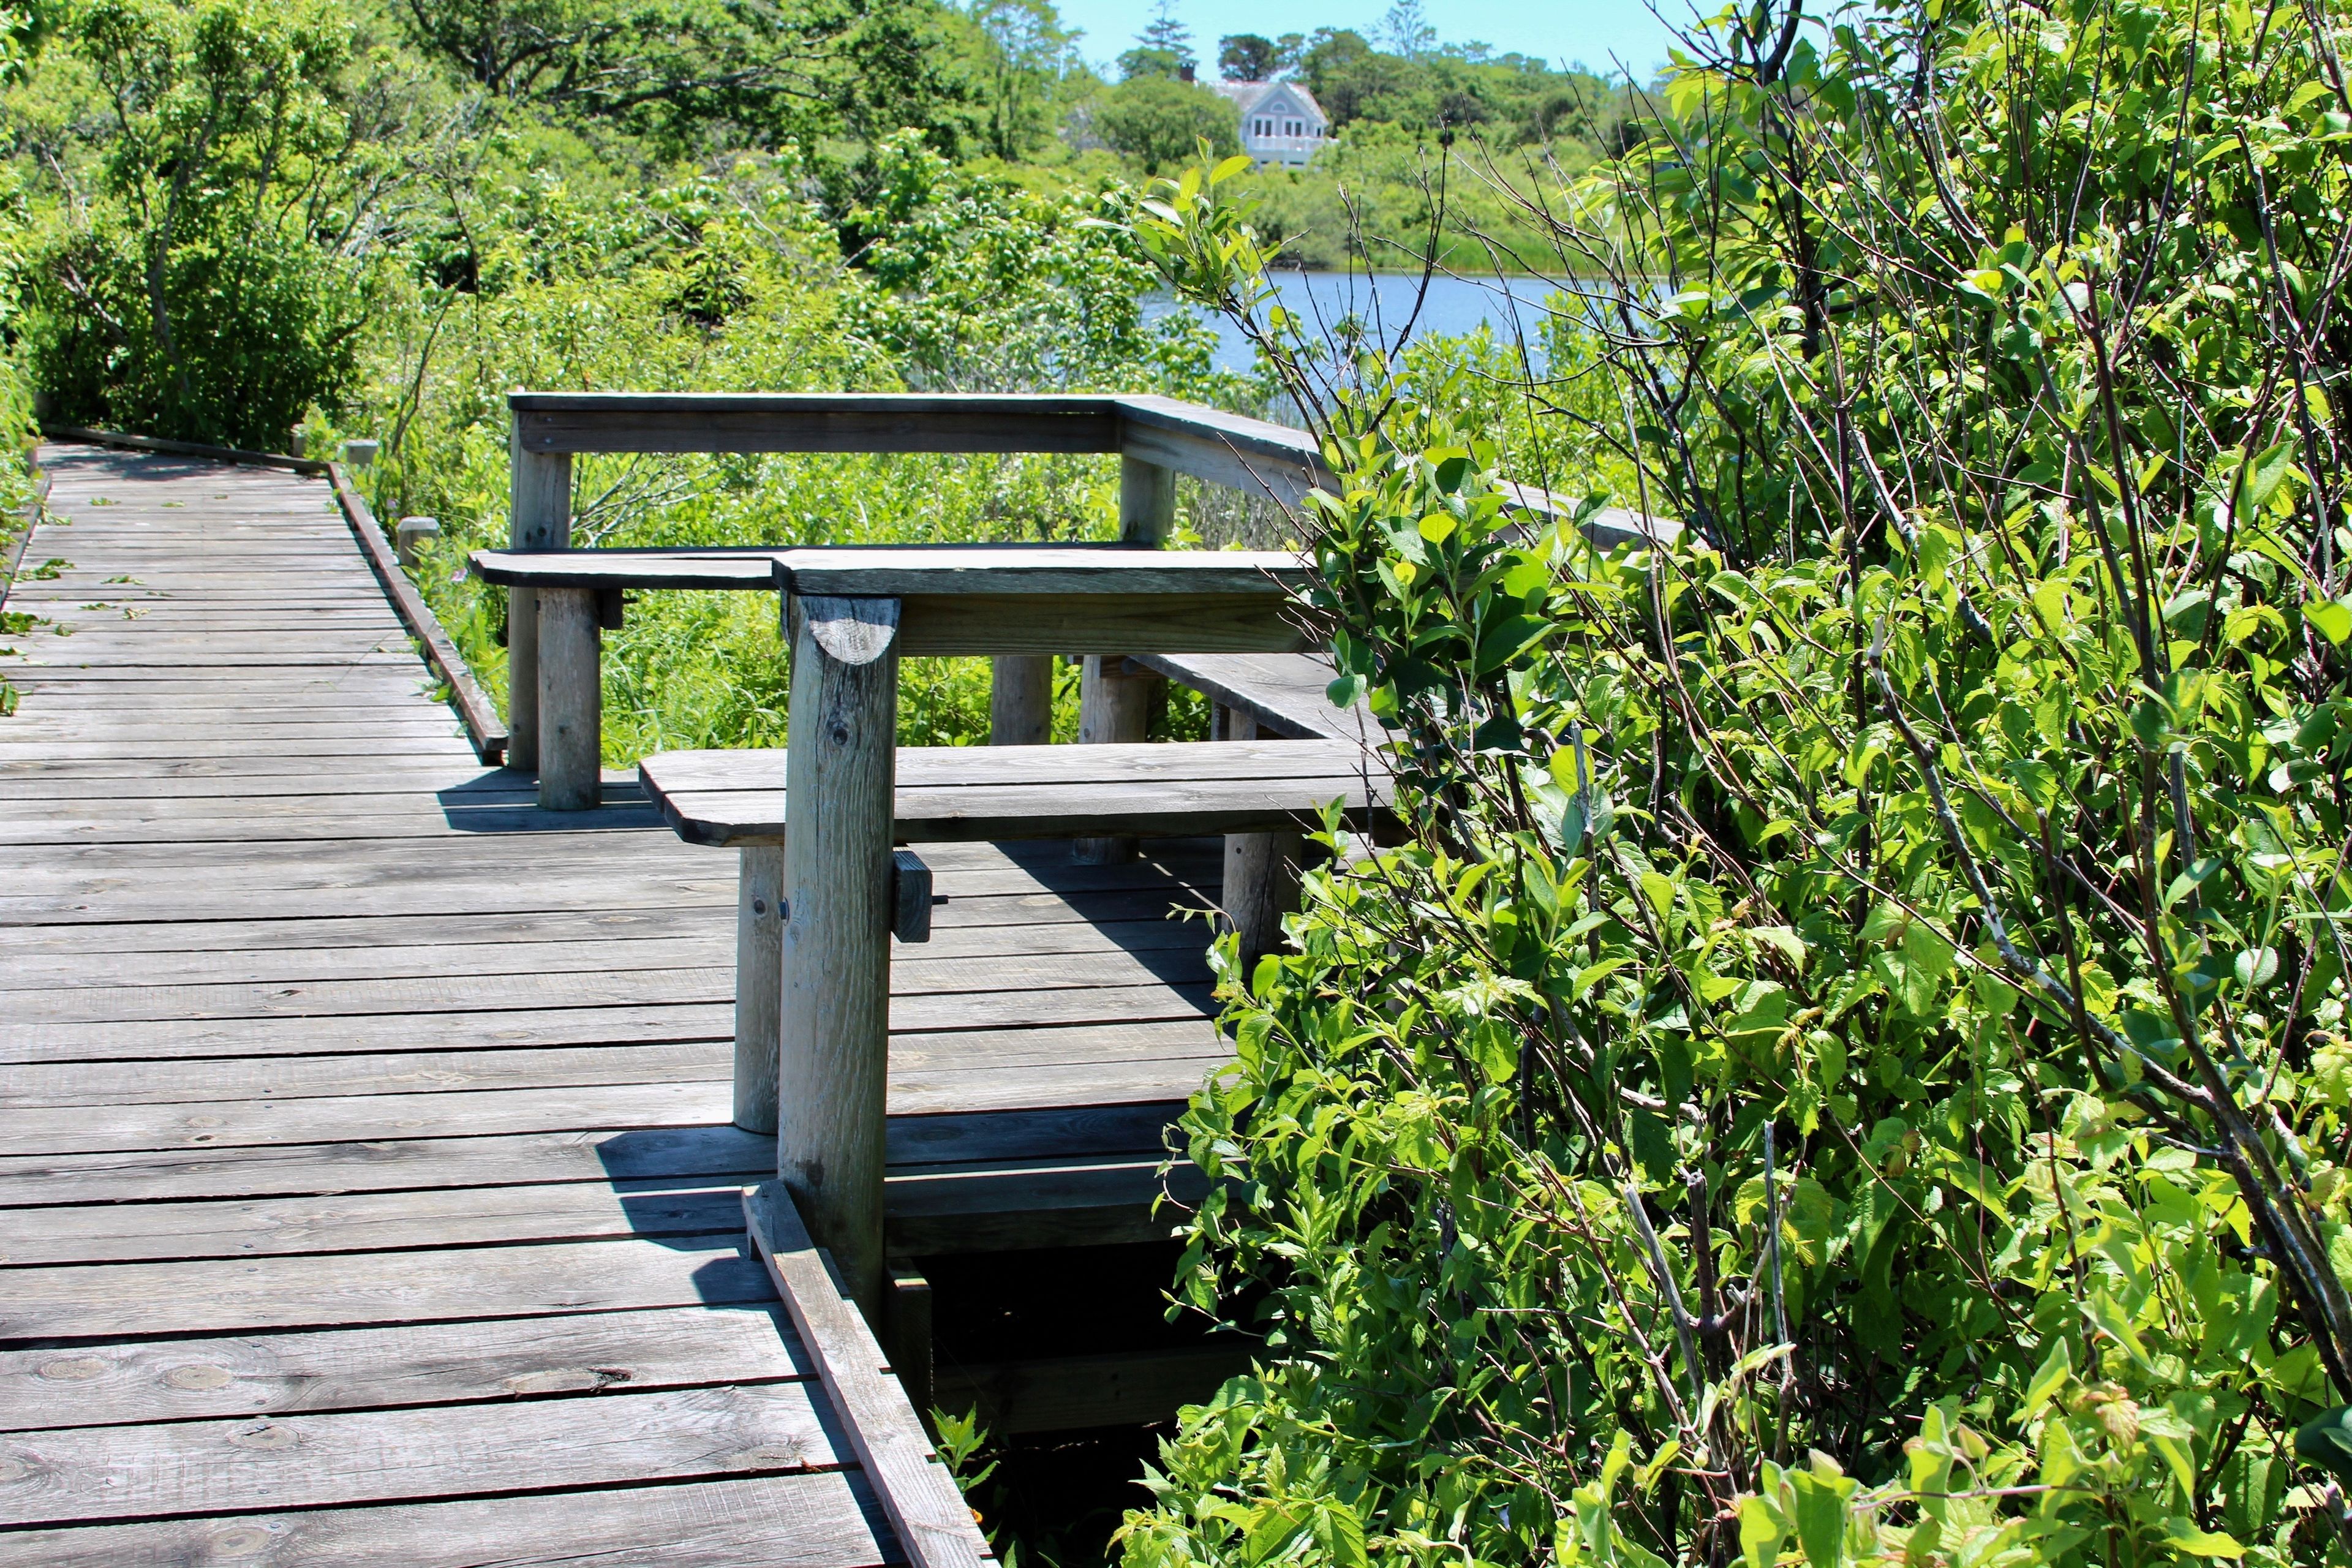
xmin=498 ymin=390 xmax=1665 ymax=807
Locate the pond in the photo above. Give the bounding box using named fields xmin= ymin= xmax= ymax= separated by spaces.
xmin=1147 ymin=270 xmax=1588 ymax=375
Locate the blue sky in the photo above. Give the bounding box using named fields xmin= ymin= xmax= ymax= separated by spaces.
xmin=1050 ymin=0 xmax=1688 ymax=80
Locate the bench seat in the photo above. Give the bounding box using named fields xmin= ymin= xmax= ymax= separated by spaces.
xmin=639 ymin=738 xmax=1392 ymax=848
xmin=1131 ymin=651 xmax=1383 ymax=743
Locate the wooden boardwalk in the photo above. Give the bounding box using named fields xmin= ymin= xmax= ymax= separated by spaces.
xmin=0 ymin=445 xmax=1229 ymax=1561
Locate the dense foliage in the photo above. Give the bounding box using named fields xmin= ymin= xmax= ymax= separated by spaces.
xmin=1114 ymin=0 xmax=2352 ymax=1562
xmin=15 ymin=0 xmax=2346 ymax=1560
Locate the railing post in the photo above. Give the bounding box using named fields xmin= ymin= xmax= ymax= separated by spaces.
xmin=779 ymin=592 xmax=901 ymax=1325
xmin=988 ymin=655 xmax=1054 ymax=745
xmin=537 ymin=587 xmax=601 ymax=810
xmin=734 ymin=844 xmax=785 ymax=1134
xmin=1073 ymin=456 xmax=1174 ymax=862
xmin=1216 ymin=705 xmax=1303 ymax=971
xmin=506 ymin=433 xmax=570 ymax=773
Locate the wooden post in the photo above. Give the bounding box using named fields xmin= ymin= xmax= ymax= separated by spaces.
xmin=1073 ymin=455 xmax=1175 ymax=862
xmin=1118 ymin=454 xmax=1176 ymax=548
xmin=734 ymin=844 xmax=785 ymax=1134
xmin=506 ymin=440 xmax=570 ymax=773
xmin=886 ymin=1259 xmax=935 ymax=1419
xmin=1217 ymin=707 xmax=1303 ymax=971
xmin=536 ymin=586 xmax=601 ymax=811
xmin=780 ymin=592 xmax=901 ymax=1325
xmin=988 ymin=655 xmax=1054 ymax=745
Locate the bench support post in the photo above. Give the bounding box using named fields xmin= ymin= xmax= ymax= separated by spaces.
xmin=988 ymin=655 xmax=1054 ymax=745
xmin=537 ymin=586 xmax=602 ymax=810
xmin=505 ymin=442 xmax=570 ymax=772
xmin=1074 ymin=456 xmax=1175 ymax=862
xmin=1216 ymin=706 xmax=1303 ymax=970
xmin=780 ymin=592 xmax=901 ymax=1325
xmin=734 ymin=844 xmax=786 ymax=1134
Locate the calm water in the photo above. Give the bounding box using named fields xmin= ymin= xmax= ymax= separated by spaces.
xmin=1147 ymin=271 xmax=1583 ymax=375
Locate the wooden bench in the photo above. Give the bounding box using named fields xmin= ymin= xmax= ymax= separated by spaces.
xmin=472 ymin=544 xmax=1312 ymax=809
xmin=641 ymin=736 xmax=1387 ymax=846
xmin=1136 ymin=650 xmax=1382 ymax=742
xmin=641 ymin=735 xmax=1389 ymax=1309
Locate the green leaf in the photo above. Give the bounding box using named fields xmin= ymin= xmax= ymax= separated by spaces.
xmin=2160 ymin=1526 xmax=2245 ymax=1559
xmin=2295 ymin=1405 xmax=2352 ymax=1485
xmin=2239 ymin=440 xmax=2298 ymax=510
xmin=1574 ymin=956 xmax=1632 ymax=998
xmin=2018 ymin=1338 xmax=2073 ymax=1419
xmin=2307 ymin=598 xmax=2352 ymax=644
xmin=1789 ymin=1464 xmax=1856 ymax=1568
xmin=1739 ymin=1495 xmax=1787 ymax=1568
xmin=1899 ymin=920 xmax=1954 ymax=1015
xmin=1310 ymin=1502 xmax=1369 ymax=1568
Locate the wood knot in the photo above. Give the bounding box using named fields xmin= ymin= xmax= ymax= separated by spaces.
xmin=208 ymin=1526 xmax=274 ymax=1559
xmin=164 ymin=1364 xmax=233 ymax=1391
xmin=36 ymin=1357 xmax=106 ymax=1381
xmin=226 ymin=1420 xmax=298 ymax=1452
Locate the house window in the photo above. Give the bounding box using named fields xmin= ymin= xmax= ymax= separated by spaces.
xmin=1286 ymin=119 xmax=1301 ymax=137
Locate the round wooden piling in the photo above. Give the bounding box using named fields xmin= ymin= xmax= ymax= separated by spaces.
xmin=780 ymin=593 xmax=902 ymax=1324
xmin=735 ymin=844 xmax=786 ymax=1134
xmin=1217 ymin=707 xmax=1303 ymax=970
xmin=1072 ymin=456 xmax=1175 ymax=862
xmin=988 ymin=655 xmax=1054 ymax=745
xmin=505 ymin=444 xmax=570 ymax=773
xmin=536 ymin=586 xmax=602 ymax=811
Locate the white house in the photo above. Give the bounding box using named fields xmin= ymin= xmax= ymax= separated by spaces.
xmin=1212 ymin=78 xmax=1330 ymax=167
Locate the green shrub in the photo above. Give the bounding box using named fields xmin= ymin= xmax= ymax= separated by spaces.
xmin=22 ymin=0 xmax=378 ymax=448
xmin=1115 ymin=0 xmax=2352 ymax=1558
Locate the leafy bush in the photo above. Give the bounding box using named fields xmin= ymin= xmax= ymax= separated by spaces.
xmin=1095 ymin=75 xmax=1237 ymax=176
xmin=325 ymin=140 xmax=1244 ymax=760
xmin=1115 ymin=0 xmax=2352 ymax=1559
xmin=21 ymin=0 xmax=379 ymax=448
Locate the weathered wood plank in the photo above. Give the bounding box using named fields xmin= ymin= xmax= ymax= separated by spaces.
xmin=327 ymin=460 xmax=507 ymax=764
xmin=0 ymin=946 xmax=1207 ymax=1028
xmin=0 ymin=1178 xmax=748 ymax=1265
xmin=0 ymin=992 xmax=1216 ymax=1082
xmin=0 ymin=1383 xmax=838 ymax=1526
xmin=0 ymin=867 xmax=1208 ymax=958
xmin=745 ymin=1182 xmax=995 ymax=1568
xmin=0 ymin=1234 xmax=776 ymax=1340
xmin=641 ymin=736 xmax=1389 ymax=846
xmin=0 ymin=911 xmax=1205 ymax=994
xmin=0 ymin=1473 xmax=895 ymax=1568
xmin=1134 ymin=650 xmax=1382 ymax=742
xmin=512 ymin=389 xmax=1120 ymax=455
xmin=0 ymin=1305 xmax=808 ymax=1432
xmin=0 ymin=1095 xmax=1183 ymax=1199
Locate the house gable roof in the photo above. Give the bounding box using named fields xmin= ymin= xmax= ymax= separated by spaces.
xmin=1215 ymin=79 xmax=1329 ymax=126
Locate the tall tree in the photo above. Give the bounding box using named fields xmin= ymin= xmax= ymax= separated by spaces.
xmin=1215 ymin=32 xmax=1275 ymax=81
xmin=967 ymin=0 xmax=1075 ymax=160
xmin=1379 ymin=0 xmax=1431 ymax=60
xmin=1115 ymin=0 xmax=1191 ymax=80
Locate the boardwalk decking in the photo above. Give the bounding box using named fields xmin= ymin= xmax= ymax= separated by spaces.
xmin=0 ymin=445 xmax=1229 ymax=1561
